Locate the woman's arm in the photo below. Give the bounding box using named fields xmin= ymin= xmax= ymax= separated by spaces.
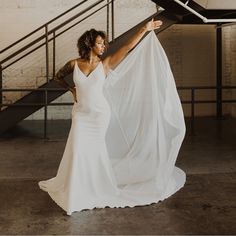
xmin=103 ymin=19 xmax=162 ymax=71
xmin=54 ymin=60 xmax=77 ymax=102
xmin=54 ymin=60 xmax=75 ymax=92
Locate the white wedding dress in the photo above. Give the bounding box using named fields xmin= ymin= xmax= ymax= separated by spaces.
xmin=38 ymin=31 xmax=186 ymax=215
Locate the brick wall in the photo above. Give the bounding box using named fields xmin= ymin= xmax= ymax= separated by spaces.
xmin=159 ymin=24 xmax=217 ymax=116
xmin=223 ymin=25 xmax=236 ymax=116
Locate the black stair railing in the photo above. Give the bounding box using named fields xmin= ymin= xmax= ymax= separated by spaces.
xmin=0 ymin=0 xmax=115 ymax=107
xmin=1 ymin=0 xmax=235 ymax=138
xmin=2 ymin=0 xmax=179 ymax=138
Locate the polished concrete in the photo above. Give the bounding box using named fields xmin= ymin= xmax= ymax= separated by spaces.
xmin=0 ymin=117 xmax=235 ymax=235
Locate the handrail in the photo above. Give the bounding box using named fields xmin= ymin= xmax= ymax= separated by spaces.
xmin=1 ymin=85 xmax=236 ymax=137
xmin=0 ymin=0 xmax=115 ymax=136
xmin=0 ymin=0 xmax=112 ymax=69
xmin=0 ymin=0 xmax=88 ymax=54
xmin=2 ymin=2 xmax=109 ymax=70
xmin=1 ymin=0 xmax=107 ymax=65
xmin=1 ymin=85 xmax=236 ymax=92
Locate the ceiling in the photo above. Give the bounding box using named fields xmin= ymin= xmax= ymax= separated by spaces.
xmin=193 ymin=0 xmax=236 ymax=10
xmin=152 ymin=0 xmax=236 ymax=24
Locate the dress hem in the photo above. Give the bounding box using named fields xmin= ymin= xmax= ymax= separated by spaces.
xmin=39 ymin=179 xmax=185 ymax=216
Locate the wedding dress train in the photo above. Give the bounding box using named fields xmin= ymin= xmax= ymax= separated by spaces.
xmin=38 ymin=31 xmax=186 ymax=215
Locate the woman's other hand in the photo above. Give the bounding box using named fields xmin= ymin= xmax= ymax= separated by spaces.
xmin=145 ymin=19 xmax=163 ymax=31
xmin=70 ymin=87 xmax=77 ymax=103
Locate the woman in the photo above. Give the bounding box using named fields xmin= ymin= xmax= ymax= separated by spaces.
xmin=53 ymin=19 xmax=162 ymax=101
xmin=39 ymin=19 xmax=186 ymax=215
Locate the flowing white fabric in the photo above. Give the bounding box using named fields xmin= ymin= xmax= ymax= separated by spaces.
xmin=38 ymin=31 xmax=186 ymax=215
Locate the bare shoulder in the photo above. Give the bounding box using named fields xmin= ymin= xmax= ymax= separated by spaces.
xmin=74 ymin=58 xmax=89 ymax=68
xmin=68 ymin=59 xmax=78 ymax=68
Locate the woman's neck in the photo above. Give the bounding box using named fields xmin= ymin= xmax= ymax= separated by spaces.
xmin=88 ymin=53 xmax=100 ymax=64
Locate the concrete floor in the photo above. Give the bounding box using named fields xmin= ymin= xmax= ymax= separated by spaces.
xmin=0 ymin=117 xmax=235 ymax=235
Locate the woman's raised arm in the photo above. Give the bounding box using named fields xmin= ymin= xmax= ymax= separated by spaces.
xmin=103 ymin=19 xmax=162 ymax=71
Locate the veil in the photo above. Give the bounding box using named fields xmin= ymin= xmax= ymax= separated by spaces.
xmin=38 ymin=31 xmax=186 ymax=213
xmin=104 ymin=31 xmax=186 ymax=195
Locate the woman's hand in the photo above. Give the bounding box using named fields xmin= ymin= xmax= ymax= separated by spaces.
xmin=145 ymin=19 xmax=163 ymax=31
xmin=103 ymin=18 xmax=163 ymax=72
xmin=69 ymin=87 xmax=77 ymax=103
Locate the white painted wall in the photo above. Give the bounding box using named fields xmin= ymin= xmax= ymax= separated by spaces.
xmin=194 ymin=0 xmax=236 ymax=10
xmin=0 ymin=0 xmax=235 ymax=119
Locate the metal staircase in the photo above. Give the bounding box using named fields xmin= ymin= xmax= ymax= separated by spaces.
xmin=0 ymin=0 xmax=182 ymax=136
xmin=0 ymin=0 xmax=235 ymax=137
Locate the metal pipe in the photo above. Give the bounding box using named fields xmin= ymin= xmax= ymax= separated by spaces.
xmin=207 ymin=19 xmax=236 ymax=23
xmin=53 ymin=31 xmax=56 ymax=79
xmin=111 ymin=0 xmax=114 ymax=41
xmin=44 ymin=90 xmax=48 ymax=139
xmin=1 ymin=85 xmax=236 ymax=92
xmin=174 ymin=0 xmax=236 ymax=23
xmin=2 ymin=100 xmax=236 ymax=107
xmin=191 ymin=88 xmax=195 ymax=135
xmin=216 ymin=24 xmax=222 ymax=118
xmin=45 ymin=25 xmax=49 ymax=138
xmin=0 ymin=65 xmax=2 ymax=107
xmin=45 ymin=25 xmax=49 ymax=83
xmin=107 ymin=0 xmax=110 ymax=40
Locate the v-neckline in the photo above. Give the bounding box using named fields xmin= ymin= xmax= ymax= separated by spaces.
xmin=76 ymin=60 xmax=101 ymax=79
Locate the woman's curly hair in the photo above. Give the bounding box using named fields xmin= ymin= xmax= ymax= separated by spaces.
xmin=77 ymin=29 xmax=108 ymax=60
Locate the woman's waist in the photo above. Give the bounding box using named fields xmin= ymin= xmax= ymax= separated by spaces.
xmin=72 ymin=101 xmax=110 ymax=113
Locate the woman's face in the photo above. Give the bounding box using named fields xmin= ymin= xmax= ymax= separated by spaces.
xmin=92 ymin=35 xmax=106 ymax=56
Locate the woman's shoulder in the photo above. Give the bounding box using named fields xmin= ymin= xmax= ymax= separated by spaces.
xmin=69 ymin=58 xmax=87 ymax=67
xmin=66 ymin=58 xmax=79 ymax=67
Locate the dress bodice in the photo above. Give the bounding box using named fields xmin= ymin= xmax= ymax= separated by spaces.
xmin=73 ymin=61 xmax=109 ymax=113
